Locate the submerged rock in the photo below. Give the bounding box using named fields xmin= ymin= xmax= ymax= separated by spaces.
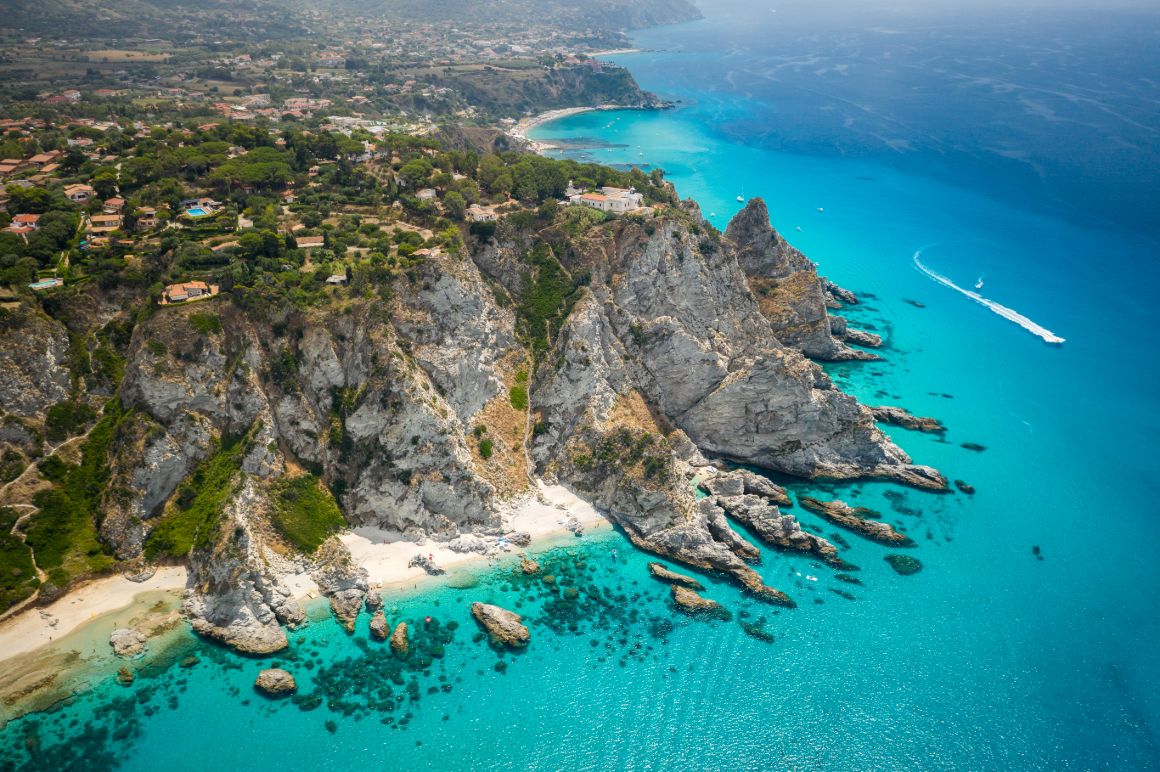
xmin=884 ymin=554 xmax=924 ymax=575
xmin=519 ymin=557 xmax=540 ymax=575
xmin=800 ymin=496 xmax=915 ymax=547
xmin=647 ymin=562 xmax=704 ymax=590
xmin=871 ymin=406 xmax=945 ymax=434
xmin=954 ymin=479 xmax=976 ymax=495
xmin=254 ymin=668 xmax=297 ymax=696
xmin=370 ymin=610 xmax=389 ymax=641
xmin=470 ymin=602 xmax=530 ymax=648
xmin=109 ymin=628 xmax=147 ymax=658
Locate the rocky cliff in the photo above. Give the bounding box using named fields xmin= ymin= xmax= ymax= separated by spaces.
xmin=0 ymin=198 xmax=943 ymax=650
xmin=725 ymin=198 xmax=881 ymax=361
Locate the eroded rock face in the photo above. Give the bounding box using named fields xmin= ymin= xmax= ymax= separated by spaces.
xmin=471 ymin=602 xmax=530 ymax=648
xmin=0 ymin=306 xmax=72 ymax=418
xmin=254 ymin=669 xmax=296 ymax=696
xmin=182 ymin=478 xmax=307 ymax=655
xmin=725 ymin=198 xmax=874 ymax=361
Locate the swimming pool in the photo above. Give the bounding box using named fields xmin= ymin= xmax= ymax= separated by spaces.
xmin=187 ymin=207 xmax=208 ymax=217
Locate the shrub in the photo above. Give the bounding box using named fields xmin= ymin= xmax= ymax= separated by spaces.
xmin=189 ymin=312 xmax=222 ymax=335
xmin=479 ymin=438 xmax=494 ymax=459
xmin=270 ymin=475 xmax=347 ymax=553
xmin=45 ymin=400 xmax=98 ymax=442
xmin=509 ymin=385 xmax=528 ymax=411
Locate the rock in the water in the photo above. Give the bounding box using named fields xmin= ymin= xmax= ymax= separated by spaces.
xmin=800 ymin=496 xmax=915 ymax=547
xmin=519 ymin=557 xmax=540 ymax=575
xmin=365 ymin=592 xmax=383 ymax=612
xmin=871 ymin=406 xmax=945 ymax=434
xmin=116 ymin=666 xmax=135 ymax=686
xmin=954 ymin=479 xmax=976 ymax=495
xmin=370 ymin=610 xmax=389 ymax=641
xmin=109 ymin=628 xmax=147 ymax=658
xmin=884 ymin=554 xmax=923 ymax=575
xmin=712 ymin=494 xmax=844 ymax=566
xmin=390 ymin=622 xmax=409 ymax=657
xmin=254 ymin=668 xmax=297 ymax=696
xmin=470 ymin=602 xmax=530 ymax=648
xmin=670 ymin=586 xmax=730 ymax=619
xmin=647 ymin=562 xmax=704 ymax=590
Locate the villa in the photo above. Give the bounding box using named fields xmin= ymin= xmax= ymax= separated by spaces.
xmin=164 ymin=281 xmax=214 ymax=304
xmin=6 ymin=213 xmax=40 ymax=234
xmin=103 ymin=197 xmax=125 ymax=214
xmin=29 ymin=277 xmax=64 ymax=291
xmin=568 ymin=186 xmax=644 ymax=214
xmin=181 ymin=198 xmax=222 ymax=218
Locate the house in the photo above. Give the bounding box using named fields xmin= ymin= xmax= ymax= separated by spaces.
xmin=136 ymin=207 xmax=158 ymax=229
xmin=466 ymin=204 xmax=498 ymax=223
xmin=325 ymin=274 xmax=349 ymax=286
xmin=416 ymin=188 xmax=437 ymax=202
xmin=6 ymin=213 xmax=40 ymax=234
xmin=28 ymin=151 xmax=61 ymax=168
xmin=64 ymin=183 xmax=96 ymax=203
xmin=103 ymin=197 xmax=125 ymax=214
xmin=164 ymin=281 xmax=212 ymax=303
xmin=87 ymin=213 xmax=123 ymax=235
xmin=295 ymin=235 xmax=325 ymax=250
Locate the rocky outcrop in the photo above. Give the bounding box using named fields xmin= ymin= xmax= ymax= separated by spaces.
xmin=647 ymin=562 xmax=704 ymax=590
xmin=390 ymin=622 xmax=409 ymax=657
xmin=800 ymin=497 xmax=915 ymax=547
xmin=182 ymin=478 xmax=306 ymax=655
xmin=519 ymin=557 xmax=540 ymax=575
xmin=670 ymin=585 xmax=726 ymax=617
xmin=725 ymin=199 xmax=874 ymax=361
xmin=711 ymin=494 xmax=846 ymax=567
xmin=370 ymin=610 xmax=389 ymax=641
xmin=254 ymin=669 xmax=296 ymax=696
xmin=108 ymin=628 xmax=147 ymax=658
xmin=871 ymin=406 xmax=945 ymax=434
xmin=700 ymin=468 xmax=791 ymax=508
xmin=471 ymin=602 xmax=530 ymax=648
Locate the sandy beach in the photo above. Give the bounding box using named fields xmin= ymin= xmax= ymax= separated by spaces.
xmin=348 ymin=481 xmax=611 ymax=593
xmin=0 ymin=566 xmax=188 ymax=663
xmin=0 ymin=481 xmax=609 ymax=675
xmin=510 ymin=105 xmax=620 ymax=151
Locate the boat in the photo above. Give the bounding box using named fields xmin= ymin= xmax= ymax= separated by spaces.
xmin=737 ymin=195 xmax=745 ymax=203
xmin=975 ymin=276 xmax=984 ymax=289
xmin=817 ymin=207 xmax=825 ymax=213
xmin=806 ymin=575 xmax=818 ymax=582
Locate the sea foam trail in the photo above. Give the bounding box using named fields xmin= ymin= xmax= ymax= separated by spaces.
xmin=913 ymin=250 xmax=1065 ymax=345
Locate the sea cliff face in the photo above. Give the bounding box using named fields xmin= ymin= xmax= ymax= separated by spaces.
xmin=0 ymin=198 xmax=942 ymax=650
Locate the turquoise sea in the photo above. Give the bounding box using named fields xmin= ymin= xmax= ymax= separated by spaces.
xmin=4 ymin=2 xmax=1160 ymax=769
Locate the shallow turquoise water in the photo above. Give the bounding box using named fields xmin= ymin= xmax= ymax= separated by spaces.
xmin=5 ymin=4 xmax=1160 ymax=770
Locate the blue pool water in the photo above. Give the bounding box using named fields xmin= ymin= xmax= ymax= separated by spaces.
xmin=4 ymin=2 xmax=1160 ymax=769
xmin=186 ymin=208 xmax=208 ymax=217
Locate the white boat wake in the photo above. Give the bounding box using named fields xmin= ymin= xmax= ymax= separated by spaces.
xmin=913 ymin=249 xmax=1065 ymax=345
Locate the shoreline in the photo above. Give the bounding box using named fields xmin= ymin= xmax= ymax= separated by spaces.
xmin=0 ymin=482 xmax=611 ymax=721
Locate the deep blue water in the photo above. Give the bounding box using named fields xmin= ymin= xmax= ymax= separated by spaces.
xmin=4 ymin=3 xmax=1160 ymax=769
